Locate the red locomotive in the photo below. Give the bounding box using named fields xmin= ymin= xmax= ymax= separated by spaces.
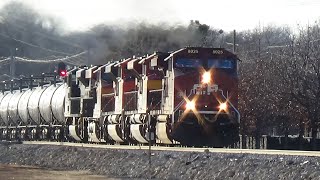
xmin=167 ymin=47 xmax=240 ymax=146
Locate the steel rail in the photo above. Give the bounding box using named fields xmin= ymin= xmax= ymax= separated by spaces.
xmin=21 ymin=141 xmax=320 ymax=157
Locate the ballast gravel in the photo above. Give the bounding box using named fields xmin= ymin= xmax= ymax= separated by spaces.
xmin=0 ymin=143 xmax=320 ymax=180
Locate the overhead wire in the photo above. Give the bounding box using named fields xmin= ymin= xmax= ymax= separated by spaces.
xmin=64 ymin=58 xmax=87 ymax=66
xmin=0 ymin=57 xmax=10 ymax=63
xmin=0 ymin=32 xmax=74 ymax=56
xmin=14 ymin=51 xmax=87 ymax=66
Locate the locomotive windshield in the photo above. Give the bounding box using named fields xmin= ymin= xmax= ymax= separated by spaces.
xmin=208 ymin=59 xmax=234 ymax=69
xmin=101 ymin=73 xmax=113 ymax=82
xmin=174 ymin=58 xmax=235 ymax=69
xmin=174 ymin=58 xmax=202 ymax=68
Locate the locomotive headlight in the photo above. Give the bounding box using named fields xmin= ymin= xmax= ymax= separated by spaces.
xmin=202 ymin=71 xmax=211 ymax=84
xmin=186 ymin=101 xmax=195 ymax=110
xmin=219 ymin=102 xmax=228 ymax=111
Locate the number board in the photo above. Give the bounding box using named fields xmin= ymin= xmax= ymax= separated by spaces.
xmin=212 ymin=50 xmax=224 ymax=54
xmin=187 ymin=49 xmax=198 ymax=54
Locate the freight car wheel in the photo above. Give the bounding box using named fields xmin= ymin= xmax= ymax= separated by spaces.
xmin=53 ymin=127 xmax=61 ymax=140
xmin=31 ymin=128 xmax=37 ymax=140
xmin=7 ymin=129 xmax=11 ymax=140
xmin=24 ymin=127 xmax=33 ymax=141
xmin=38 ymin=128 xmax=48 ymax=140
xmin=16 ymin=128 xmax=25 ymax=141
xmin=7 ymin=129 xmax=14 ymax=141
xmin=3 ymin=129 xmax=8 ymax=140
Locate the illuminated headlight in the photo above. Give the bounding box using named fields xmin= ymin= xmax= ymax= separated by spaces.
xmin=186 ymin=101 xmax=195 ymax=110
xmin=202 ymin=71 xmax=211 ymax=84
xmin=219 ymin=102 xmax=228 ymax=111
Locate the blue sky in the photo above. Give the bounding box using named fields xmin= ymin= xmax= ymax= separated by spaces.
xmin=0 ymin=0 xmax=319 ymax=31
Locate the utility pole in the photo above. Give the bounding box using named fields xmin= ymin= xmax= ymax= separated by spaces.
xmin=233 ymin=30 xmax=236 ymax=53
xmin=218 ymin=29 xmax=224 ymax=48
xmin=9 ymin=47 xmax=15 ymax=79
xmin=148 ymin=110 xmax=152 ymax=180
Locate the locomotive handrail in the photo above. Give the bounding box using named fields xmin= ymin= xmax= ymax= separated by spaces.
xmin=124 ymin=91 xmax=138 ymax=95
xmin=102 ymin=92 xmax=115 ymax=97
xmin=164 ymin=48 xmax=186 ymax=61
xmin=93 ymin=62 xmax=111 ymax=74
xmin=148 ymin=89 xmax=163 ymax=93
xmin=70 ymin=97 xmax=81 ymax=100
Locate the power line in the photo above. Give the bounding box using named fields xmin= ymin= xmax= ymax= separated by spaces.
xmin=65 ymin=57 xmax=87 ymax=65
xmin=0 ymin=32 xmax=74 ymax=56
xmin=64 ymin=58 xmax=86 ymax=66
xmin=14 ymin=51 xmax=87 ymax=65
xmin=0 ymin=57 xmax=10 ymax=63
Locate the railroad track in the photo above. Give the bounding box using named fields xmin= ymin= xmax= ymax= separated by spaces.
xmin=19 ymin=141 xmax=320 ymax=157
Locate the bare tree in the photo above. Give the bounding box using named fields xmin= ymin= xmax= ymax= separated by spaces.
xmin=272 ymin=23 xmax=320 ymax=149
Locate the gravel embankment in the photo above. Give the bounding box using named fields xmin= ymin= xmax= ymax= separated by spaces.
xmin=1 ymin=143 xmax=320 ymax=180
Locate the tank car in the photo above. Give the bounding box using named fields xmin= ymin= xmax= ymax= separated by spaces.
xmin=0 ymin=76 xmax=67 ymax=141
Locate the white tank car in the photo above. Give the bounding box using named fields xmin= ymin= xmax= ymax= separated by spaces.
xmin=18 ymin=89 xmax=33 ymax=124
xmin=27 ymin=86 xmax=48 ymax=124
xmin=51 ymin=83 xmax=66 ymax=124
xmin=39 ymin=84 xmax=58 ymax=123
xmin=0 ymin=92 xmax=8 ymax=125
xmin=8 ymin=90 xmax=24 ymax=124
xmin=39 ymin=83 xmax=66 ymax=124
xmin=0 ymin=92 xmax=15 ymax=125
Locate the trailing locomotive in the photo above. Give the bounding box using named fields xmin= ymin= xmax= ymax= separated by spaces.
xmin=0 ymin=47 xmax=240 ymax=147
